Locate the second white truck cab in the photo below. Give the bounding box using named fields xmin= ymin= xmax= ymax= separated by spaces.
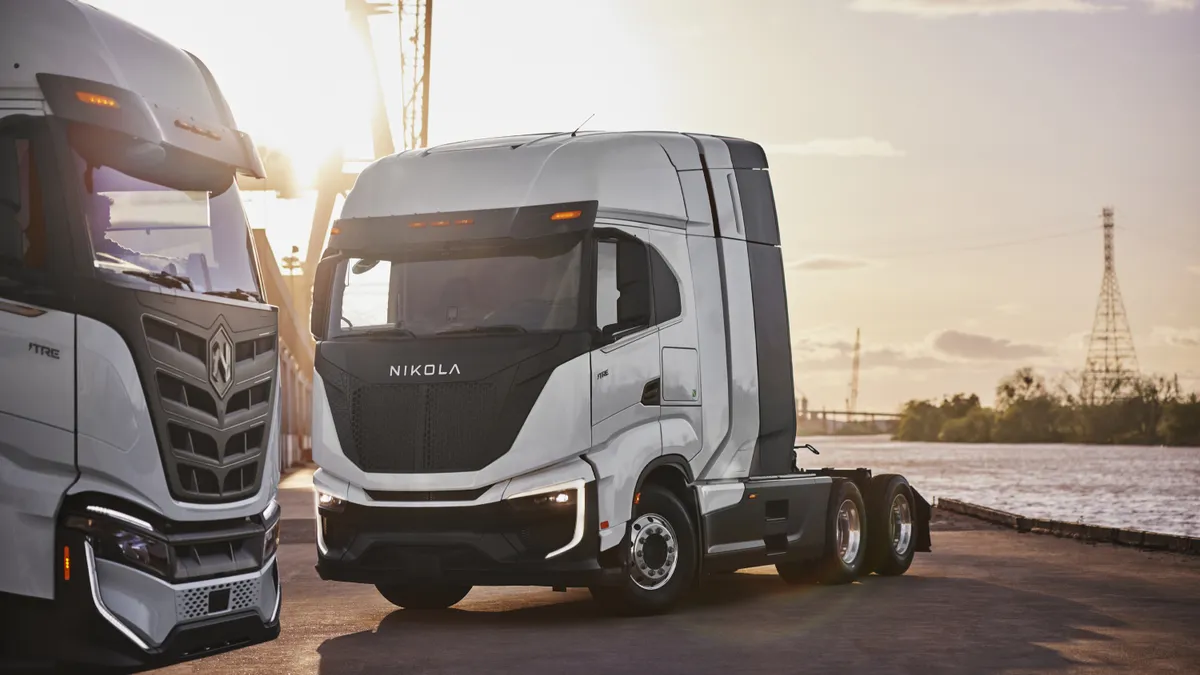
xmin=308 ymin=131 xmax=931 ymax=614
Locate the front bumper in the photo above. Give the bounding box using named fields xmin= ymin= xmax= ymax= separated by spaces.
xmin=5 ymin=504 xmax=283 ymax=672
xmin=315 ymin=480 xmax=623 ymax=588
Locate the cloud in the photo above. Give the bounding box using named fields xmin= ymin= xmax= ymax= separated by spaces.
xmin=1143 ymin=0 xmax=1197 ymax=11
xmin=789 ymin=256 xmax=870 ymax=271
xmin=792 ymin=334 xmax=948 ymax=371
xmin=849 ymin=0 xmax=1195 ymax=15
xmin=1188 ymin=265 xmax=1200 ymax=276
xmin=766 ymin=137 xmax=904 ymax=158
xmin=849 ymin=0 xmax=1111 ymax=15
xmin=1151 ymin=326 xmax=1200 ymax=347
xmin=932 ymin=330 xmax=1053 ymax=360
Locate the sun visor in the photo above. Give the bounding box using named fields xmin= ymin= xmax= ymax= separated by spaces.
xmin=36 ymin=73 xmax=266 ymax=179
xmin=328 ymin=200 xmax=599 ymax=252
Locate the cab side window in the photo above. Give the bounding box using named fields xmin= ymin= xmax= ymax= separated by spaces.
xmin=648 ymin=246 xmax=680 ymax=324
xmin=595 ymin=236 xmax=650 ymax=340
xmin=0 ymin=133 xmax=47 ymax=272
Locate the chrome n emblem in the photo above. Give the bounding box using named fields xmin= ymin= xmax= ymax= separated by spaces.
xmin=209 ymin=326 xmax=234 ymax=398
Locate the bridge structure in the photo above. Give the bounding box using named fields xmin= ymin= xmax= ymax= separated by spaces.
xmin=235 ymin=0 xmax=434 ymax=471
xmin=796 ymin=407 xmax=903 ymax=436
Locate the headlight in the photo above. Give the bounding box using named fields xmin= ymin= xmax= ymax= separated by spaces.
xmin=65 ymin=511 xmax=171 ymax=579
xmin=263 ymin=520 xmax=280 ymax=561
xmin=504 ymin=479 xmax=587 ymax=559
xmin=316 ymin=491 xmax=344 ymax=510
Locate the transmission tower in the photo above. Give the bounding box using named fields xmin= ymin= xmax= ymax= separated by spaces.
xmin=1080 ymin=207 xmax=1139 ymax=404
xmin=847 ymin=328 xmax=860 ymax=413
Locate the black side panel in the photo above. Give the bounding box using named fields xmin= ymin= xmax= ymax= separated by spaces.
xmin=735 ymin=169 xmax=781 ymax=246
xmin=702 ymin=477 xmax=830 ymax=572
xmin=317 ymin=332 xmax=591 ymax=474
xmin=717 ymin=136 xmax=770 ymax=170
xmin=76 ymin=284 xmax=279 ymax=504
xmin=746 ymin=243 xmax=796 ymax=477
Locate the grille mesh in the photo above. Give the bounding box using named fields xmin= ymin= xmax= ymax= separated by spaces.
xmin=175 ymin=577 xmax=261 ymax=621
xmin=326 ymin=376 xmax=502 ymax=473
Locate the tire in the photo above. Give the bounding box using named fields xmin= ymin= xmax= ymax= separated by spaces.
xmin=375 ymin=583 xmax=472 ymax=610
xmin=589 ymin=483 xmax=698 ymax=616
xmin=863 ymin=474 xmax=917 ymax=576
xmin=776 ymin=478 xmax=868 ymax=585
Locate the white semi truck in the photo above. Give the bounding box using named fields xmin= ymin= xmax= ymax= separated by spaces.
xmin=1 ymin=0 xmax=282 ymax=669
xmin=309 ymin=130 xmax=931 ymax=615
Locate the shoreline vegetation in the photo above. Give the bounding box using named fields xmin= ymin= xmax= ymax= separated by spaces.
xmin=893 ymin=368 xmax=1200 ymax=447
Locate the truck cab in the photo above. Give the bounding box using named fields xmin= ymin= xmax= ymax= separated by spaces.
xmin=309 ymin=131 xmax=930 ymax=614
xmin=1 ymin=0 xmax=281 ymax=668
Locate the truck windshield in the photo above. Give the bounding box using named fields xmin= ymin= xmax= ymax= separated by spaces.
xmin=67 ymin=124 xmax=261 ymax=299
xmin=332 ymin=234 xmax=584 ymax=337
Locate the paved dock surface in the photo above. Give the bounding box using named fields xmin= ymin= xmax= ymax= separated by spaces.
xmin=145 ymin=472 xmax=1200 ymax=675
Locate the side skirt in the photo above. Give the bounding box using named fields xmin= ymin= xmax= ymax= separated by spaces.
xmin=697 ymin=475 xmax=833 ymax=573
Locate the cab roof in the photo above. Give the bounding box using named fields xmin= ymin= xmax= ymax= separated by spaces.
xmin=0 ymin=0 xmax=234 ymax=129
xmin=340 ymin=131 xmax=769 ymax=226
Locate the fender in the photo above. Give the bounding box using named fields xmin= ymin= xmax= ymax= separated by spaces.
xmin=631 ymin=455 xmax=705 ymax=584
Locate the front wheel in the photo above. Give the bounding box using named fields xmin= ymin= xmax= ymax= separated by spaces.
xmin=375 ymin=583 xmax=472 ymax=610
xmin=589 ymin=483 xmax=697 ymax=616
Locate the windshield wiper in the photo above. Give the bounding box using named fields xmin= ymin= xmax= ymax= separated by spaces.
xmin=436 ymin=324 xmax=528 ymax=336
xmin=340 ymin=326 xmax=417 ymax=339
xmin=204 ymin=288 xmax=262 ymax=302
xmin=123 ymin=270 xmax=194 ymax=292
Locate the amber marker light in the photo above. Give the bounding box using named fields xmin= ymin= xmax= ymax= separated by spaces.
xmin=76 ymin=91 xmax=118 ymax=108
xmin=550 ymin=210 xmax=582 ymax=221
xmin=63 ymin=546 xmax=71 ymax=581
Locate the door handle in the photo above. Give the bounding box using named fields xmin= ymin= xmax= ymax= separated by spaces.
xmin=641 ymin=378 xmax=661 ymax=406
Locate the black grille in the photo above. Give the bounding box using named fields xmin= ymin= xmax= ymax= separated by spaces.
xmin=327 ymin=378 xmax=500 ymax=473
xmin=315 ymin=332 xmax=592 ymax=476
xmin=143 ymin=314 xmax=278 ymax=504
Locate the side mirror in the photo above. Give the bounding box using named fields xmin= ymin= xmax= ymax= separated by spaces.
xmin=310 ymin=254 xmax=343 ymax=340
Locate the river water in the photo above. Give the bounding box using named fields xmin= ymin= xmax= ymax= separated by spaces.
xmin=796 ymin=435 xmax=1200 ymax=538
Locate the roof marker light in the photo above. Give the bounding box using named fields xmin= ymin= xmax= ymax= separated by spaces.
xmin=76 ymin=91 xmax=118 ymax=108
xmin=432 ymin=220 xmax=450 ymax=227
xmin=550 ymin=210 xmax=582 ymax=221
xmin=174 ymin=119 xmax=222 ymax=141
xmin=410 ymin=221 xmax=426 ymax=228
xmin=330 ymin=226 xmax=341 ymax=235
xmin=454 ymin=219 xmax=473 ymax=225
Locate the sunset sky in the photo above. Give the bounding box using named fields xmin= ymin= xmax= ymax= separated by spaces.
xmin=86 ymin=0 xmax=1200 ymax=412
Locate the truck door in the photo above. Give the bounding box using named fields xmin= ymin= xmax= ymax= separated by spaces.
xmin=590 ymin=225 xmax=660 ymax=426
xmin=0 ymin=118 xmax=78 ymax=600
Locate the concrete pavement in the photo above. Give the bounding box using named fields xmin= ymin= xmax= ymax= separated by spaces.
xmin=150 ymin=494 xmax=1200 ymax=675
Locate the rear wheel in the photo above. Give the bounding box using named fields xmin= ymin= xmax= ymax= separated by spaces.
xmin=589 ymin=483 xmax=697 ymax=616
xmin=375 ymin=583 xmax=472 ymax=610
xmin=863 ymin=474 xmax=917 ymax=576
xmin=777 ymin=479 xmax=868 ymax=585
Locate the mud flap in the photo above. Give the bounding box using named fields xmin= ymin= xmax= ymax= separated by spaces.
xmin=911 ymin=487 xmax=933 ymax=553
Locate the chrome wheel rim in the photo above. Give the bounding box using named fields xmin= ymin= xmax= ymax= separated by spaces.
xmin=836 ymin=498 xmax=862 ymax=565
xmin=629 ymin=513 xmax=678 ymax=591
xmin=891 ymin=493 xmax=913 ymax=557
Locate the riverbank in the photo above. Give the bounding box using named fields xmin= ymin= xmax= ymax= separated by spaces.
xmin=798 ymin=435 xmax=1200 ymax=538
xmin=894 ymin=367 xmax=1200 ymax=447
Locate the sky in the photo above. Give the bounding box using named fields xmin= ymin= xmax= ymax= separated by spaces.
xmin=84 ymin=0 xmax=1200 ymax=412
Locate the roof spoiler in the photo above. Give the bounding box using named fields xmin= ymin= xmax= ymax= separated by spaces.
xmin=35 ymin=72 xmax=266 ymax=179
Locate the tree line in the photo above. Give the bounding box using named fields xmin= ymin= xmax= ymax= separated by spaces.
xmin=894 ymin=368 xmax=1200 ymax=447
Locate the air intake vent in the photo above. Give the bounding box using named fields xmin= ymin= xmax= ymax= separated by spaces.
xmin=144 ymin=316 xmax=205 ymax=363
xmin=140 ymin=309 xmax=277 ymax=505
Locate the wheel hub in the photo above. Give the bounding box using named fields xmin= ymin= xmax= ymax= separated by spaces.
xmin=836 ymin=498 xmax=862 ymax=565
xmin=891 ymin=493 xmax=913 ymax=557
xmin=629 ymin=513 xmax=678 ymax=591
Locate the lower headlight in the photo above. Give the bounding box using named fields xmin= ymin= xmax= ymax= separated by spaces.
xmin=65 ymin=513 xmax=171 ymax=578
xmin=504 ymin=479 xmax=587 ymax=559
xmin=263 ymin=521 xmax=280 ymax=561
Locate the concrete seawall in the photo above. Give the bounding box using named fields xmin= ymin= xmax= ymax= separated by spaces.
xmin=935 ymin=496 xmax=1200 ymax=556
